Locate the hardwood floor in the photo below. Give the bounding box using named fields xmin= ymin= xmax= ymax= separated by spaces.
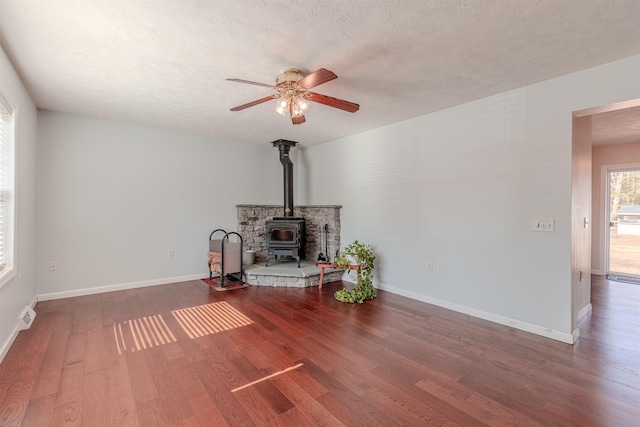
xmin=1 ymin=275 xmax=639 ymax=426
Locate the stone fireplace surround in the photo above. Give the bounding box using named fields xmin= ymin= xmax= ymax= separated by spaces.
xmin=237 ymin=204 xmax=341 ymax=265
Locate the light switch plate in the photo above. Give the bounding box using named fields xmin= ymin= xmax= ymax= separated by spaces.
xmin=533 ymin=219 xmax=555 ymax=232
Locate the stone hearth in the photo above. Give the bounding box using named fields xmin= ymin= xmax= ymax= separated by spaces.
xmin=237 ymin=204 xmax=343 ymax=287
xmin=243 ymin=260 xmax=344 ymax=287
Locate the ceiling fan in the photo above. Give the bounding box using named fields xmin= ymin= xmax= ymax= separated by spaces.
xmin=226 ymin=68 xmax=359 ymax=125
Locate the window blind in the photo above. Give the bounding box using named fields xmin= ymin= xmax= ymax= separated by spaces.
xmin=0 ymin=92 xmax=14 ymax=273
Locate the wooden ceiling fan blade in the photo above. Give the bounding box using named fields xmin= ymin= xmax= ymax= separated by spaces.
xmin=291 ymin=115 xmax=306 ymax=125
xmin=297 ymin=68 xmax=337 ymax=89
xmin=230 ymin=95 xmax=278 ymax=111
xmin=308 ymin=92 xmax=359 ymax=113
xmin=226 ymin=78 xmax=277 ymax=89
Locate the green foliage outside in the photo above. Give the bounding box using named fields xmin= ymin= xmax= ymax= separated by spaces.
xmin=334 ymin=240 xmax=376 ymax=304
xmin=610 ymin=171 xmax=640 ymax=220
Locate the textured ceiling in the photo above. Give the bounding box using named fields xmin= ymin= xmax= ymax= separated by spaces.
xmin=592 ymin=106 xmax=640 ymax=146
xmin=1 ymin=0 xmax=639 ymax=147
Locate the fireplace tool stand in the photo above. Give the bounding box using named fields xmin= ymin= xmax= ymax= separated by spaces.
xmin=208 ymin=229 xmax=245 ymax=287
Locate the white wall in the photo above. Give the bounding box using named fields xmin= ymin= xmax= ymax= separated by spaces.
xmin=0 ymin=45 xmax=38 ymax=362
xmin=5 ymin=45 xmax=639 ymax=360
xmin=301 ymin=55 xmax=640 ymax=342
xmin=36 ymin=112 xmax=283 ymax=298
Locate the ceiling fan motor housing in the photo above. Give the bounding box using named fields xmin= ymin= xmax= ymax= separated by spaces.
xmin=276 ymin=68 xmax=303 ymax=86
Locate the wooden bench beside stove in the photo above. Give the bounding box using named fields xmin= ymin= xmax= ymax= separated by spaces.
xmin=315 ymin=262 xmax=366 ymax=289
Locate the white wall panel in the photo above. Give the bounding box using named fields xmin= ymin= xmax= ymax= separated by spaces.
xmin=301 ymin=55 xmax=640 ymax=340
xmin=36 ymin=112 xmax=282 ymax=296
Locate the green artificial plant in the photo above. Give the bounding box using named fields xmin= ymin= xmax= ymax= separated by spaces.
xmin=334 ymin=240 xmax=376 ymax=303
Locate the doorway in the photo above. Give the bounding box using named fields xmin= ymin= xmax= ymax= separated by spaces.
xmin=572 ymin=98 xmax=640 ymax=333
xmin=606 ymin=167 xmax=640 ymax=281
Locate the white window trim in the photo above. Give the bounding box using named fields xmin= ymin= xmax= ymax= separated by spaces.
xmin=0 ymin=91 xmax=16 ymax=289
xmin=601 ymin=162 xmax=640 ymax=277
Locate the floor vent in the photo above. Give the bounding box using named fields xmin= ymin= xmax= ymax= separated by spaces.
xmin=18 ymin=306 xmax=36 ymax=330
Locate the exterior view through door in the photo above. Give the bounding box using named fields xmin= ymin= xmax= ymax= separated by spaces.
xmin=606 ymin=167 xmax=640 ymax=282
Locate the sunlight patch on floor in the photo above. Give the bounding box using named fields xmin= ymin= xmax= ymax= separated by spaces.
xmin=171 ymin=301 xmax=253 ymax=339
xmin=113 ymin=314 xmax=177 ymax=355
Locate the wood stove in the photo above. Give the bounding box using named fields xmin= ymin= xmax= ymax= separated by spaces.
xmin=265 ymin=217 xmax=306 ymax=267
xmin=265 ymin=139 xmax=306 ymax=267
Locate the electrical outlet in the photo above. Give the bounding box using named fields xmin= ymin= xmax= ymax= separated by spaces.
xmin=49 ymin=261 xmax=58 ymax=272
xmin=437 ymin=263 xmax=443 ymax=273
xmin=168 ymin=249 xmax=174 ymax=258
xmin=427 ymin=262 xmax=433 ymax=272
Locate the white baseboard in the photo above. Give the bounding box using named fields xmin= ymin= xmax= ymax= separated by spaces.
xmin=572 ymin=327 xmax=581 ymax=343
xmin=0 ymin=296 xmax=38 ymax=364
xmin=591 ymin=269 xmax=604 ymax=276
xmin=375 ymin=282 xmax=576 ymax=344
xmin=37 ymin=273 xmax=205 ymax=302
xmin=577 ymin=303 xmax=592 ymax=322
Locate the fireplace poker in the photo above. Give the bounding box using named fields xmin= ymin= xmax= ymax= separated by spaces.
xmin=324 ymin=224 xmax=329 ymax=261
xmin=317 ymin=224 xmax=328 ymax=262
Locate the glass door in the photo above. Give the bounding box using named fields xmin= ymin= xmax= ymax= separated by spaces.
xmin=606 ymin=167 xmax=640 ymax=281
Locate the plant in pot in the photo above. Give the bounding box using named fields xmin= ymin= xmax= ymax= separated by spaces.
xmin=334 ymin=240 xmax=376 ymax=303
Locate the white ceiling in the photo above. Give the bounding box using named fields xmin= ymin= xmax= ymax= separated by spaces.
xmin=1 ymin=0 xmax=639 ymax=148
xmin=591 ymin=106 xmax=640 ymax=146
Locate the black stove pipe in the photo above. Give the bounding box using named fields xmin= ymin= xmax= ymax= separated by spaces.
xmin=272 ymin=139 xmax=298 ymax=217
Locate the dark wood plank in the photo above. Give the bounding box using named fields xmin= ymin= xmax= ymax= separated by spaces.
xmin=81 ymin=369 xmax=109 ymax=426
xmin=0 ymin=310 xmax=58 ymax=425
xmin=125 ymin=350 xmax=158 ymax=404
xmin=29 ymin=311 xmax=68 ymax=400
xmin=84 ymin=298 xmax=106 ymax=374
xmin=188 ymin=393 xmax=228 ymax=426
xmin=190 ymin=358 xmax=255 ymax=426
xmin=0 ymin=275 xmax=638 ymax=426
xmin=52 ymin=332 xmax=86 ymax=425
xmin=269 ymin=375 xmax=344 ymax=426
xmin=104 ymin=354 xmax=140 ymax=426
xmin=21 ymin=394 xmax=56 ymax=427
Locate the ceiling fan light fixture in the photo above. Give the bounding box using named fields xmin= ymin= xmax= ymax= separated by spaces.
xmin=275 ymin=98 xmax=289 ymax=116
xmin=228 ymin=67 xmax=359 ymax=124
xmin=292 ymin=96 xmax=309 ymax=117
xmin=275 ymin=94 xmax=309 ymax=118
